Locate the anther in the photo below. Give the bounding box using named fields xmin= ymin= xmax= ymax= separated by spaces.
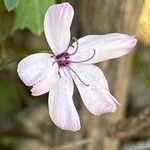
xmin=69 ymin=37 xmax=79 ymax=56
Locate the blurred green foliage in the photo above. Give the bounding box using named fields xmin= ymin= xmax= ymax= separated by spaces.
xmin=3 ymin=0 xmax=55 ymax=35
xmin=4 ymin=0 xmax=20 ymax=11
xmin=14 ymin=0 xmax=55 ymax=35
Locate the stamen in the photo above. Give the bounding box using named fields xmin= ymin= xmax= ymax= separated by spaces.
xmin=68 ymin=44 xmax=74 ymax=48
xmin=61 ymin=37 xmax=78 ymax=56
xmin=52 ymin=60 xmax=58 ymax=66
xmin=70 ymin=49 xmax=96 ymax=63
xmin=58 ymin=71 xmax=62 ymax=78
xmin=67 ymin=66 xmax=89 ymax=86
xmin=69 ymin=37 xmax=79 ymax=56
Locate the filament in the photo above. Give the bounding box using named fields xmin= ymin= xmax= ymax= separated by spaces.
xmin=67 ymin=66 xmax=89 ymax=86
xmin=70 ymin=49 xmax=96 ymax=63
xmin=69 ymin=37 xmax=79 ymax=56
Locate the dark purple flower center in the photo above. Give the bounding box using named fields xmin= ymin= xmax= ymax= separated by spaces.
xmin=51 ymin=37 xmax=96 ymax=86
xmin=54 ymin=52 xmax=71 ymax=67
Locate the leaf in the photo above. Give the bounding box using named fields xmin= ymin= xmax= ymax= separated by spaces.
xmin=14 ymin=0 xmax=55 ymax=35
xmin=4 ymin=0 xmax=20 ymax=11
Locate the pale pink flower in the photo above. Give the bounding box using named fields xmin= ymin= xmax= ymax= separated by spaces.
xmin=17 ymin=2 xmax=137 ymax=131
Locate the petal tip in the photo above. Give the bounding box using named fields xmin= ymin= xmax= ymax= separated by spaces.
xmin=91 ymin=102 xmax=118 ymax=116
xmin=129 ymin=35 xmax=137 ymax=47
xmin=31 ymin=90 xmax=39 ymax=97
xmin=31 ymin=86 xmax=42 ymax=96
xmin=56 ymin=123 xmax=81 ymax=132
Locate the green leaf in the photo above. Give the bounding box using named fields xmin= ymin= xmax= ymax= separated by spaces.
xmin=14 ymin=0 xmax=55 ymax=35
xmin=4 ymin=0 xmax=20 ymax=11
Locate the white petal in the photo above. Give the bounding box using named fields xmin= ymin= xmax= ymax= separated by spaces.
xmin=69 ymin=64 xmax=119 ymax=115
xmin=48 ymin=69 xmax=80 ymax=131
xmin=44 ymin=2 xmax=74 ymax=55
xmin=70 ymin=33 xmax=137 ymax=64
xmin=17 ymin=53 xmax=58 ymax=96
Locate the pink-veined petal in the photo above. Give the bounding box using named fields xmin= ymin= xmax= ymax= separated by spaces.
xmin=17 ymin=53 xmax=58 ymax=96
xmin=69 ymin=64 xmax=119 ymax=115
xmin=44 ymin=2 xmax=74 ymax=55
xmin=69 ymin=33 xmax=137 ymax=64
xmin=48 ymin=69 xmax=80 ymax=131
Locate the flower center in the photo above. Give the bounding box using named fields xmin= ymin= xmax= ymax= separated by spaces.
xmin=52 ymin=37 xmax=96 ymax=86
xmin=54 ymin=52 xmax=71 ymax=67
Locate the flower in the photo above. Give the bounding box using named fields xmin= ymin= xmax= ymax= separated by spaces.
xmin=17 ymin=2 xmax=137 ymax=132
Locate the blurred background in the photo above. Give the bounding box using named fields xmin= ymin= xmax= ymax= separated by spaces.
xmin=0 ymin=0 xmax=150 ymax=150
